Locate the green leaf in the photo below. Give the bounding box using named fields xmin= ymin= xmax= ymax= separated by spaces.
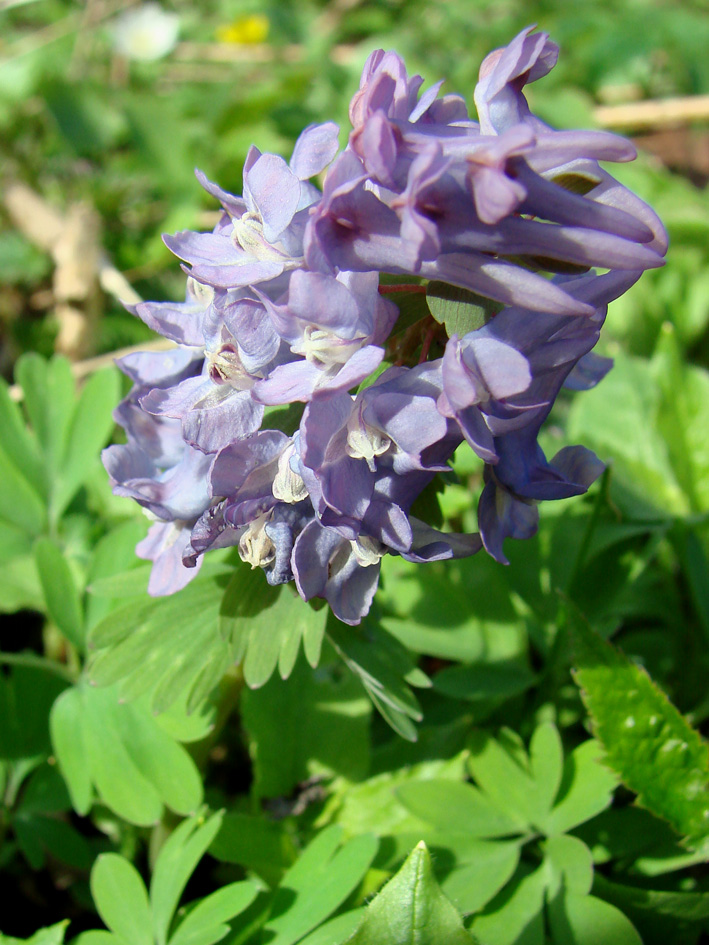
xmin=34 ymin=536 xmax=84 ymax=650
xmin=263 ymin=826 xmax=378 ymax=945
xmin=567 ymin=353 xmax=687 ymax=515
xmin=14 ymin=811 xmax=93 ymax=870
xmin=470 ymin=865 xmax=546 ymax=945
xmin=53 ymin=366 xmax=121 ymax=519
xmin=440 ymin=841 xmax=521 ymax=915
xmin=549 ymin=171 xmax=602 ymax=196
xmin=168 ymin=882 xmax=259 ymax=945
xmin=326 ymin=614 xmax=425 ymax=741
xmin=0 ymin=375 xmax=46 ymax=498
xmin=432 ymin=661 xmax=535 ymax=703
xmin=70 ymin=934 xmax=121 ymax=945
xmin=87 ymin=572 xmax=229 ymax=714
xmin=0 ymin=443 xmax=46 ymax=535
xmin=426 ymin=281 xmax=498 ymax=338
xmin=529 ymin=723 xmax=565 ymax=829
xmin=570 ymin=611 xmax=709 ymax=854
xmin=344 ymin=841 xmax=477 ymax=945
xmin=51 ymin=683 xmax=202 ymax=825
xmin=151 ymin=812 xmax=225 ymax=945
xmin=84 ymin=520 xmax=151 ymax=632
xmin=241 ymin=650 xmax=371 ymax=798
xmin=219 ymin=566 xmax=327 ymax=688
xmin=0 ymin=664 xmax=67 ymax=762
xmin=396 ymin=779 xmax=523 ymax=838
xmin=467 ymin=728 xmax=552 ymax=832
xmin=49 ymin=686 xmax=93 ymax=814
xmin=0 ymin=922 xmax=69 ymax=945
xmin=543 ymin=835 xmax=594 ymax=898
xmin=296 ymin=909 xmax=365 ymax=945
xmin=545 ymin=740 xmax=617 ymax=836
xmin=91 ymin=853 xmax=152 ymax=945
xmin=653 ymin=321 xmax=709 ymax=514
xmin=210 ymin=812 xmax=297 ymax=886
xmin=15 ymin=354 xmax=75 ymax=481
xmin=547 ymin=891 xmax=642 ymax=945
xmin=594 ymin=874 xmax=709 ymax=945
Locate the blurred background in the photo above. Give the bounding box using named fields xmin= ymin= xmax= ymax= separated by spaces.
xmin=3 ymin=0 xmax=709 ymax=374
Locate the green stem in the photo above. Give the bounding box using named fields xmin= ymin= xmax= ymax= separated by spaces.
xmin=564 ymin=466 xmax=612 ymax=596
xmin=0 ymin=651 xmax=77 ymax=683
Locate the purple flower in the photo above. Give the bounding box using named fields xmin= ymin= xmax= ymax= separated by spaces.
xmin=252 ymin=270 xmax=397 ymax=405
xmin=105 ymin=30 xmax=666 ymax=625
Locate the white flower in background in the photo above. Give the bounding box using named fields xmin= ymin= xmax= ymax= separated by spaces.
xmin=112 ymin=3 xmax=180 ymax=61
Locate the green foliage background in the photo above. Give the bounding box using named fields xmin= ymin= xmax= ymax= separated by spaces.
xmin=2 ymin=1 xmax=709 ymax=943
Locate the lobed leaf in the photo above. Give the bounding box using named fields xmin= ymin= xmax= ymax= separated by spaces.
xmin=262 ymin=825 xmax=378 ymax=945
xmin=151 ymin=811 xmax=225 ymax=945
xmin=219 ymin=565 xmax=327 ymax=688
xmin=90 ymin=854 xmax=152 ymax=945
xmin=34 ymin=536 xmax=84 ymax=650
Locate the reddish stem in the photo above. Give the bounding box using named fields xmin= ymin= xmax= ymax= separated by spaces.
xmin=378 ymin=284 xmax=427 ymax=295
xmin=419 ymin=325 xmax=436 ymax=363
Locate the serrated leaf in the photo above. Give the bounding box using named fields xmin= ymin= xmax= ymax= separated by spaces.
xmin=91 ymin=854 xmax=152 ymax=945
xmin=426 ymin=281 xmax=498 ymax=338
xmin=264 ymin=826 xmax=378 ymax=945
xmin=570 ymin=610 xmax=709 ymax=854
xmin=34 ymin=536 xmax=84 ymax=650
xmin=344 ymin=841 xmax=477 ymax=945
xmin=151 ymin=812 xmax=225 ymax=945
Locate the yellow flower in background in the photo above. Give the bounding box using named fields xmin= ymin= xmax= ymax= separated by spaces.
xmin=216 ymin=14 xmax=270 ymax=45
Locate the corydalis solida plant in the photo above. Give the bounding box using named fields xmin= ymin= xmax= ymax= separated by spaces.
xmin=103 ymin=27 xmax=667 ymax=624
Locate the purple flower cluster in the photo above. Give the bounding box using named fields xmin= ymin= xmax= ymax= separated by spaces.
xmin=104 ymin=28 xmax=666 ymax=624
